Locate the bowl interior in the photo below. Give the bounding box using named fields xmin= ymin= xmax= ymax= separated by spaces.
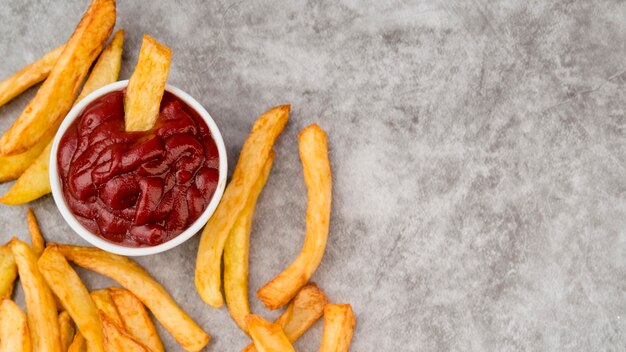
xmin=49 ymin=80 xmax=227 ymax=256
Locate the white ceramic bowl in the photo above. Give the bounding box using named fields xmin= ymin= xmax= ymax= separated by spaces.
xmin=49 ymin=80 xmax=227 ymax=256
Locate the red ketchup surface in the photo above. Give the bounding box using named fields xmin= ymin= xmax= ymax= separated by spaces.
xmin=57 ymin=90 xmax=219 ymax=247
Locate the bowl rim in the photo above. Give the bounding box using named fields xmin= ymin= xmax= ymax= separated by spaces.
xmin=49 ymin=80 xmax=228 ymax=256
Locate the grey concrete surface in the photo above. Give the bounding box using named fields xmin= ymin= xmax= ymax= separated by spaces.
xmin=1 ymin=0 xmax=625 ymax=351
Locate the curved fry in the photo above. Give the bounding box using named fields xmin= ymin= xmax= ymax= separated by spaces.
xmin=196 ymin=104 xmax=289 ymax=308
xmin=224 ymin=153 xmax=275 ymax=333
xmin=257 ymin=124 xmax=332 ymax=309
xmin=319 ymin=304 xmax=356 ymax=352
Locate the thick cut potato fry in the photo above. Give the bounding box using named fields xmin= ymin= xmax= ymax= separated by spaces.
xmin=242 ymin=283 xmax=328 ymax=352
xmin=68 ymin=333 xmax=87 ymax=352
xmin=11 ymin=239 xmax=62 ymax=352
xmin=0 ymin=129 xmax=53 ymax=183
xmin=59 ymin=311 xmax=76 ymax=351
xmin=0 ymin=143 xmax=52 ymax=205
xmin=246 ymin=315 xmax=295 ymax=352
xmin=0 ymin=244 xmax=17 ymax=299
xmin=0 ymin=0 xmax=116 ymax=156
xmin=1 ymin=29 xmax=125 ymax=205
xmin=0 ymin=45 xmax=65 ymax=108
xmin=27 ymin=208 xmax=45 ymax=257
xmin=90 ymin=289 xmax=124 ymax=328
xmin=38 ymin=246 xmax=104 ymax=352
xmin=257 ymin=125 xmax=332 ymax=309
xmin=108 ymin=287 xmax=164 ymax=352
xmin=124 ymin=35 xmax=171 ymax=132
xmin=196 ymin=105 xmax=289 ymax=308
xmin=55 ymin=244 xmax=210 ymax=352
xmin=0 ymin=299 xmax=31 ymax=352
xmin=100 ymin=312 xmax=151 ymax=352
xmin=319 ymin=304 xmax=355 ymax=352
xmin=224 ymin=154 xmax=275 ymax=333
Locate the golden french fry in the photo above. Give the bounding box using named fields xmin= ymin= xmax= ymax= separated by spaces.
xmin=0 ymin=299 xmax=31 ymax=352
xmin=0 ymin=0 xmax=116 ymax=156
xmin=257 ymin=124 xmax=332 ymax=309
xmin=27 ymin=208 xmax=45 ymax=257
xmin=38 ymin=246 xmax=104 ymax=352
xmin=108 ymin=287 xmax=164 ymax=352
xmin=1 ymin=29 xmax=125 ymax=205
xmin=55 ymin=244 xmax=210 ymax=352
xmin=68 ymin=333 xmax=87 ymax=352
xmin=224 ymin=154 xmax=275 ymax=333
xmin=246 ymin=315 xmax=295 ymax=352
xmin=90 ymin=289 xmax=124 ymax=328
xmin=59 ymin=311 xmax=76 ymax=351
xmin=0 ymin=244 xmax=17 ymax=299
xmin=11 ymin=238 xmax=62 ymax=352
xmin=196 ymin=104 xmax=289 ymax=308
xmin=0 ymin=129 xmax=53 ymax=183
xmin=320 ymin=304 xmax=356 ymax=352
xmin=100 ymin=312 xmax=151 ymax=352
xmin=242 ymin=283 xmax=328 ymax=352
xmin=0 ymin=44 xmax=65 ymax=108
xmin=124 ymin=35 xmax=171 ymax=132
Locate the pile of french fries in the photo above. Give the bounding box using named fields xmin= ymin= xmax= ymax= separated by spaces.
xmin=0 ymin=209 xmax=210 ymax=351
xmin=194 ymin=108 xmax=357 ymax=350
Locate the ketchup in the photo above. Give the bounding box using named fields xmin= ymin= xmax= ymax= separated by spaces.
xmin=57 ymin=90 xmax=219 ymax=247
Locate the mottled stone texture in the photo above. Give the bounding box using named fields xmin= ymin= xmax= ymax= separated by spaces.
xmin=1 ymin=0 xmax=625 ymax=351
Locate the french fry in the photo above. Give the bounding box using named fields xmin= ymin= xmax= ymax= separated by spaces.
xmin=124 ymin=35 xmax=171 ymax=132
xmin=246 ymin=315 xmax=295 ymax=352
xmin=90 ymin=289 xmax=124 ymax=328
xmin=0 ymin=244 xmax=17 ymax=299
xmin=0 ymin=299 xmax=31 ymax=352
xmin=68 ymin=333 xmax=87 ymax=352
xmin=0 ymin=130 xmax=53 ymax=183
xmin=11 ymin=238 xmax=62 ymax=352
xmin=196 ymin=104 xmax=289 ymax=308
xmin=38 ymin=246 xmax=104 ymax=352
xmin=0 ymin=0 xmax=116 ymax=156
xmin=109 ymin=287 xmax=164 ymax=352
xmin=257 ymin=124 xmax=332 ymax=309
xmin=59 ymin=311 xmax=76 ymax=351
xmin=27 ymin=208 xmax=45 ymax=257
xmin=0 ymin=29 xmax=125 ymax=205
xmin=224 ymin=154 xmax=275 ymax=333
xmin=55 ymin=244 xmax=210 ymax=352
xmin=242 ymin=283 xmax=328 ymax=352
xmin=100 ymin=312 xmax=151 ymax=352
xmin=319 ymin=304 xmax=356 ymax=352
xmin=0 ymin=44 xmax=65 ymax=108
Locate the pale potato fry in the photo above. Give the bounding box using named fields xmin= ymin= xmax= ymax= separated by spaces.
xmin=90 ymin=289 xmax=124 ymax=328
xmin=319 ymin=304 xmax=355 ymax=352
xmin=0 ymin=299 xmax=31 ymax=352
xmin=0 ymin=244 xmax=17 ymax=299
xmin=1 ymin=29 xmax=124 ymax=205
xmin=77 ymin=29 xmax=125 ymax=102
xmin=108 ymin=287 xmax=164 ymax=352
xmin=59 ymin=311 xmax=76 ymax=351
xmin=224 ymin=154 xmax=275 ymax=333
xmin=0 ymin=44 xmax=64 ymax=108
xmin=68 ymin=333 xmax=87 ymax=352
xmin=257 ymin=124 xmax=332 ymax=309
xmin=242 ymin=283 xmax=328 ymax=352
xmin=38 ymin=246 xmax=104 ymax=352
xmin=11 ymin=239 xmax=62 ymax=352
xmin=246 ymin=315 xmax=295 ymax=352
xmin=196 ymin=105 xmax=289 ymax=308
xmin=56 ymin=244 xmax=210 ymax=352
xmin=0 ymin=142 xmax=52 ymax=205
xmin=99 ymin=312 xmax=151 ymax=352
xmin=0 ymin=129 xmax=53 ymax=183
xmin=27 ymin=208 xmax=45 ymax=257
xmin=124 ymin=35 xmax=171 ymax=132
xmin=0 ymin=0 xmax=116 ymax=156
